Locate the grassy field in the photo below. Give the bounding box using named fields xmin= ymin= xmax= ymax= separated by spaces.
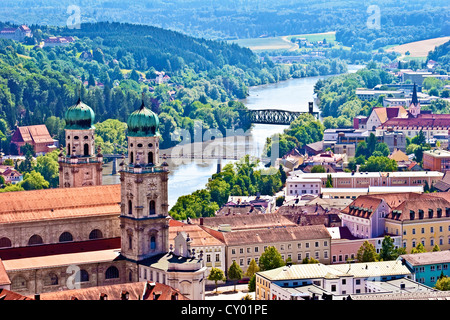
xmin=229 ymin=31 xmax=336 ymax=52
xmin=385 ymin=36 xmax=450 ymax=58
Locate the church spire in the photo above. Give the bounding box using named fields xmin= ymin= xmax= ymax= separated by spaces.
xmin=411 ymin=83 xmax=418 ymax=106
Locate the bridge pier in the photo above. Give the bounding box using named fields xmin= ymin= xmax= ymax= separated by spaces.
xmin=111 ymin=158 xmax=118 ymax=175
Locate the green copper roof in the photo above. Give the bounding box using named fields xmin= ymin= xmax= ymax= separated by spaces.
xmin=127 ymin=102 xmax=160 ymax=137
xmin=64 ymin=98 xmax=95 ymax=130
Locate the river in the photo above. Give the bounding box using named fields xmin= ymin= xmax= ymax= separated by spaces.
xmin=102 ymin=64 xmax=365 ymax=208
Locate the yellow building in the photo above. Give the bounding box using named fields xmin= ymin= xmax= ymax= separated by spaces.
xmin=384 ymin=193 xmax=450 ymax=252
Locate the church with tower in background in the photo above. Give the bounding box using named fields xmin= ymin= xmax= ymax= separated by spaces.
xmin=0 ymin=96 xmax=207 ymax=300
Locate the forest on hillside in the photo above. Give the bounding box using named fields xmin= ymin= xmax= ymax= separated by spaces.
xmin=0 ymin=22 xmax=347 ymax=154
xmin=0 ymin=0 xmax=448 ymax=49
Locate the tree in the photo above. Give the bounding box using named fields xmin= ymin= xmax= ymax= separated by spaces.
xmin=411 ymin=242 xmax=427 ymax=254
xmin=35 ymin=150 xmax=60 ymax=188
xmin=227 ymin=261 xmax=243 ymax=292
xmin=379 ymin=235 xmax=396 ymax=261
xmin=246 ymin=259 xmax=260 ymax=278
xmin=359 ymin=156 xmax=397 ymax=172
xmin=325 ymin=174 xmax=333 ymax=188
xmin=302 ymin=257 xmax=320 ymax=264
xmin=357 ymin=241 xmax=378 ymax=262
xmin=20 ymin=170 xmax=49 ymax=190
xmin=248 ymin=274 xmax=256 ymax=292
xmin=207 ymin=267 xmax=226 ymax=293
xmin=258 ymin=246 xmax=285 ymax=271
xmin=311 ymin=165 xmax=326 ymax=173
xmin=435 ymin=276 xmax=450 ymax=291
xmin=432 ymin=244 xmax=441 ymax=252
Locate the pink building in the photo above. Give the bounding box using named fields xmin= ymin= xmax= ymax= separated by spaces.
xmin=328 ymin=226 xmax=401 ymax=264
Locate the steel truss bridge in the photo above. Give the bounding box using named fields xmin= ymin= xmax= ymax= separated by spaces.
xmin=239 ymin=102 xmax=319 ymax=125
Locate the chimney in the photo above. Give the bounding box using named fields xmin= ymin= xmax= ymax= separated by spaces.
xmin=99 ymin=293 xmax=108 ymax=300
xmin=199 ymin=217 xmax=203 ymax=226
xmin=34 ymin=294 xmax=40 ymax=301
xmin=121 ymin=291 xmax=129 ymax=300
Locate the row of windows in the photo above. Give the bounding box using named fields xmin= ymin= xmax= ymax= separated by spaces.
xmin=405 ymin=225 xmax=450 ymax=235
xmin=128 ymin=200 xmax=156 ymax=215
xmin=11 ymin=266 xmax=121 ymax=290
xmin=130 ymin=143 xmax=156 ymax=148
xmin=404 ymin=237 xmax=450 ymax=248
xmin=415 ymin=264 xmax=448 ymax=273
xmin=230 ymin=241 xmax=328 ymax=255
xmin=233 ymin=251 xmax=329 ymax=267
xmin=0 ymin=229 xmax=103 ymax=248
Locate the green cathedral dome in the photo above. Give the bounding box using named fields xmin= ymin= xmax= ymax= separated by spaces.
xmin=64 ymin=98 xmax=95 ymax=130
xmin=127 ymin=101 xmax=160 ymax=137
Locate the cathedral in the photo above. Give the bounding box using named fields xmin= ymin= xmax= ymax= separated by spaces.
xmin=0 ymin=97 xmax=206 ymax=300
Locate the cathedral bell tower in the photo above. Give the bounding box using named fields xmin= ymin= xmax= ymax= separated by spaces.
xmin=119 ymin=98 xmax=170 ymax=262
xmin=58 ymin=98 xmax=103 ymax=188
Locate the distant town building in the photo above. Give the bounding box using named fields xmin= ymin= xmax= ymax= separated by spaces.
xmin=401 ymin=250 xmax=450 ymax=287
xmin=0 ymin=25 xmax=32 ymax=42
xmin=255 ymin=260 xmax=413 ymax=300
xmin=10 ymin=125 xmax=57 ymax=156
xmin=423 ymin=149 xmax=450 ymax=173
xmin=43 ymin=36 xmax=75 ymax=47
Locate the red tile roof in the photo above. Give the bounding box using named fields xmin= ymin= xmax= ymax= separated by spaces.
xmin=378 ymin=114 xmax=450 ymax=130
xmin=341 ymin=196 xmax=383 ymax=219
xmin=0 ymin=184 xmax=121 ymax=224
xmin=0 ymin=238 xmax=120 ymax=261
xmin=11 ymin=125 xmax=54 ymax=145
xmin=35 ymin=281 xmax=188 ymax=300
xmin=0 ymin=288 xmax=33 ymax=300
xmin=0 ymin=259 xmax=10 ymax=286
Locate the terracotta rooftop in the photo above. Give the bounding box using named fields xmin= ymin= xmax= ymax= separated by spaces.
xmin=222 ymin=224 xmax=330 ymax=246
xmin=341 ymin=196 xmax=384 ymax=219
xmin=169 ymin=223 xmax=224 ymax=247
xmin=0 ymin=259 xmax=10 ymax=286
xmin=0 ymin=184 xmax=121 ymax=224
xmin=2 ymin=249 xmax=122 ymax=272
xmin=34 ymin=281 xmax=188 ymax=300
xmin=386 ymin=196 xmax=450 ymax=221
xmin=401 ymin=250 xmax=450 ymax=266
xmin=378 ymin=114 xmax=450 ymax=130
xmin=11 ymin=125 xmax=54 ymax=145
xmin=190 ymin=213 xmax=296 ymax=231
xmin=0 ymin=237 xmax=121 ymax=261
xmin=0 ymin=288 xmax=33 ymax=300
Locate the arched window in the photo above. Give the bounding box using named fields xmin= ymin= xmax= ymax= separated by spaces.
xmin=130 ymin=151 xmax=134 ymax=164
xmin=44 ymin=272 xmax=59 ymax=286
xmin=149 ymin=200 xmax=156 ymax=215
xmin=89 ymin=229 xmax=103 ymax=240
xmin=76 ymin=269 xmax=89 ymax=283
xmin=28 ymin=235 xmax=43 ymax=246
xmin=105 ymin=266 xmax=119 ymax=279
xmin=150 ymin=236 xmax=156 ymax=250
xmin=59 ymin=232 xmax=73 ymax=242
xmin=84 ymin=143 xmax=89 ymax=156
xmin=148 ymin=152 xmax=154 ymax=164
xmin=128 ymin=200 xmax=133 ymax=215
xmin=67 ymin=143 xmax=71 ymax=155
xmin=128 ymin=235 xmax=132 ymax=250
xmin=128 ymin=270 xmax=133 ymax=282
xmin=11 ymin=276 xmax=27 ymax=290
xmin=0 ymin=237 xmax=12 ymax=248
